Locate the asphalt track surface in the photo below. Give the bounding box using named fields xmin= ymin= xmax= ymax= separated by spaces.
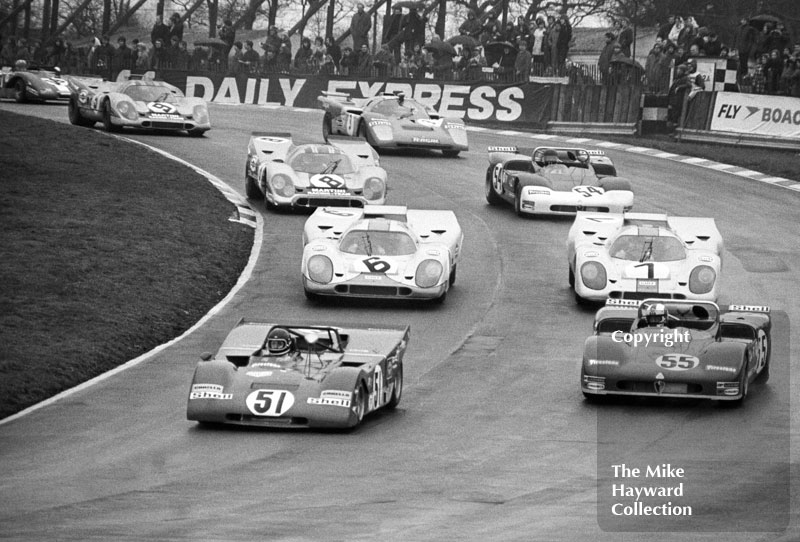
xmin=1 ymin=101 xmax=799 ymax=542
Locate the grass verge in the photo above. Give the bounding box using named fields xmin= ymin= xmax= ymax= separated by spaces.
xmin=0 ymin=110 xmax=253 ymax=420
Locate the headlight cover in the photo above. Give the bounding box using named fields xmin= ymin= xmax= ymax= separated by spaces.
xmin=415 ymin=259 xmax=443 ymax=288
xmin=270 ymin=174 xmax=294 ymax=198
xmin=307 ymin=255 xmax=333 ymax=284
xmin=363 ymin=177 xmax=385 ymax=200
xmin=580 ymin=261 xmax=607 ymax=290
xmin=193 ymin=104 xmax=209 ymax=124
xmin=689 ymin=265 xmax=716 ymax=294
xmin=116 ymin=100 xmax=138 ymax=120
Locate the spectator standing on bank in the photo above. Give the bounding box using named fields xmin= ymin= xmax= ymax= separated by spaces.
xmin=645 ymin=42 xmax=663 ymax=92
xmin=373 ymin=43 xmax=395 ymax=77
xmin=169 ymin=13 xmax=184 ymax=43
xmin=49 ymin=37 xmax=66 ymax=66
xmin=383 ymin=5 xmax=404 ymax=63
xmin=261 ymin=47 xmax=278 ymax=73
xmin=151 ymin=15 xmax=171 ymax=47
xmin=734 ymin=17 xmax=757 ymax=80
xmin=617 ymin=20 xmax=633 ymax=57
xmin=325 ymin=36 xmax=341 ymax=71
xmin=135 ymin=42 xmax=150 ymax=70
xmin=750 ymin=53 xmax=768 ymax=93
xmin=480 ymin=11 xmax=501 ymax=44
xmin=459 ymin=11 xmax=482 ymax=40
xmin=703 ymin=32 xmax=722 ymax=57
xmin=667 ymin=16 xmax=684 ymax=45
xmin=241 ymin=40 xmax=260 ymax=73
xmin=401 ymin=7 xmax=426 ymax=55
xmin=657 ymin=15 xmax=675 ymax=42
xmin=531 ymin=18 xmax=546 ymax=72
xmin=515 ymin=38 xmax=532 ymax=81
xmin=351 ymin=3 xmax=371 ymax=53
xmin=547 ymin=19 xmax=562 ymax=74
xmin=556 ymin=15 xmax=572 ymax=70
xmin=130 ymin=38 xmax=140 ymax=66
xmin=340 ymin=46 xmax=356 ymax=75
xmin=219 ymin=19 xmax=236 ymax=58
xmin=150 ymin=38 xmax=168 ymax=69
xmin=294 ymin=37 xmax=314 ymax=72
xmin=276 ymin=43 xmax=292 ymax=71
xmin=765 ymin=48 xmax=783 ymax=94
xmin=598 ymin=31 xmax=616 ymax=84
xmin=312 ymin=36 xmax=325 ymax=69
xmin=356 ymin=43 xmax=373 ymax=75
xmin=229 ymin=41 xmax=243 ymax=73
xmin=264 ymin=26 xmax=281 ymax=53
xmin=175 ymin=41 xmax=190 ymax=69
xmin=114 ymin=36 xmax=132 ymax=72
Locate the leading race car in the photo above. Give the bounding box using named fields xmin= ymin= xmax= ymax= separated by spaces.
xmin=0 ymin=61 xmax=71 ymax=103
xmin=318 ymin=91 xmax=468 ymax=157
xmin=67 ymin=70 xmax=210 ymax=136
xmin=567 ymin=211 xmax=723 ymax=304
xmin=485 ymin=146 xmax=633 ymax=216
xmin=301 ymin=205 xmax=463 ymax=303
xmin=187 ymin=320 xmax=409 ymax=429
xmin=245 ymin=133 xmax=387 ymax=210
xmin=581 ymin=298 xmax=771 ymax=404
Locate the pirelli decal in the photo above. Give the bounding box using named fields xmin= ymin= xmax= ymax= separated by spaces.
xmin=728 ymin=305 xmax=770 ymax=313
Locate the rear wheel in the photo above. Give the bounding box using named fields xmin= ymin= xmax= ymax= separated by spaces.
xmin=322 ymin=113 xmax=332 ymax=142
xmin=187 ymin=129 xmax=206 ymax=137
xmin=387 ymin=366 xmax=403 ymax=408
xmin=245 ymin=167 xmax=260 ymax=199
xmin=13 ymin=80 xmax=27 ymax=103
xmin=755 ymin=331 xmax=770 ymax=382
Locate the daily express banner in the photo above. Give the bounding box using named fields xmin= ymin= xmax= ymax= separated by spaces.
xmin=711 ymin=92 xmax=800 ymax=138
xmin=159 ymin=71 xmax=554 ymax=126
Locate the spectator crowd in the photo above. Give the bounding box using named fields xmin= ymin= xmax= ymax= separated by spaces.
xmin=1 ymin=5 xmax=796 ymax=97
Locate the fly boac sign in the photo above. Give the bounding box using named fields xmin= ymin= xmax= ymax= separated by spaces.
xmin=711 ymin=91 xmax=800 ymax=138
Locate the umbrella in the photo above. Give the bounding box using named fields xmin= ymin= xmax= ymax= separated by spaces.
xmin=447 ymin=35 xmax=479 ymax=50
xmin=392 ymin=1 xmax=425 ymax=9
xmin=193 ymin=38 xmax=228 ymax=48
xmin=748 ymin=13 xmax=782 ymax=30
xmin=484 ymin=41 xmax=517 ymax=55
xmin=424 ymin=40 xmax=456 ymax=56
xmin=610 ymin=55 xmax=644 ymax=71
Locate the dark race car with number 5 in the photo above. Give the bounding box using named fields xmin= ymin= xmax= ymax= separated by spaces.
xmin=187 ymin=320 xmax=409 ymax=429
xmin=301 ymin=205 xmax=463 ymax=303
xmin=67 ymin=70 xmax=210 ymax=136
xmin=0 ymin=63 xmax=71 ymax=102
xmin=581 ymin=299 xmax=771 ymax=405
xmin=485 ymin=145 xmax=633 ymax=216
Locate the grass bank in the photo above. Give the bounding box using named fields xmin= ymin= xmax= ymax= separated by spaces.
xmin=0 ymin=110 xmax=253 ymax=419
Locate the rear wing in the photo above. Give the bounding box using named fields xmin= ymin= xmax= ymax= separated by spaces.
xmin=247 ymin=132 xmax=294 ymax=161
xmin=115 ymin=70 xmax=156 ymax=82
xmin=327 ymin=135 xmax=380 ymax=167
xmin=319 ymin=91 xmax=363 ymax=115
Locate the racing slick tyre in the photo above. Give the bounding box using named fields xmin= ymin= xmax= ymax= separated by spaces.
xmin=725 ymin=355 xmax=751 ymax=408
xmin=68 ymin=98 xmax=93 ymax=127
xmin=442 ymin=149 xmax=460 ymax=158
xmin=756 ymin=333 xmax=771 ymax=383
xmin=387 ymin=365 xmax=403 ymax=409
xmin=245 ymin=169 xmax=260 ymax=200
xmin=449 ymin=265 xmax=457 ymax=286
xmin=582 ymin=391 xmax=604 ymax=404
xmin=357 ymin=121 xmax=375 ymax=149
xmin=568 ymin=266 xmax=575 ymax=288
xmin=13 ymin=80 xmax=27 ymax=103
xmin=102 ymin=101 xmax=121 ymax=132
xmin=598 ymin=177 xmax=631 ymax=191
xmin=592 ymin=163 xmax=617 ymax=177
xmin=187 ymin=129 xmax=207 ymax=137
xmin=485 ymin=166 xmax=503 ymax=205
xmin=433 ymin=289 xmax=447 ymax=304
xmin=303 ymin=288 xmax=321 ymax=303
xmin=322 ymin=113 xmax=332 ymax=142
xmin=349 ymin=384 xmax=367 ymax=428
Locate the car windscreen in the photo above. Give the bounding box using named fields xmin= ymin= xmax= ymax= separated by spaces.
xmin=339 ymin=230 xmax=416 ymax=256
xmin=123 ymin=84 xmax=183 ymax=102
xmin=288 ymin=152 xmax=355 ymax=175
xmin=369 ymin=98 xmax=430 ymax=119
xmin=609 ymin=235 xmax=686 ymax=262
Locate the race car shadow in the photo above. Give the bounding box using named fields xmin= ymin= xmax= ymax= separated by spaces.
xmin=305 ymin=294 xmax=450 ymax=311
xmin=376 ymin=148 xmax=460 ymax=159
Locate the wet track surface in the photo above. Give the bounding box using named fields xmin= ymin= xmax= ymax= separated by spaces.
xmin=1 ymin=101 xmax=799 ymax=541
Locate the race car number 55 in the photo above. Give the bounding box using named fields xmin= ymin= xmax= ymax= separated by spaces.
xmin=246 ymin=389 xmax=295 ymax=416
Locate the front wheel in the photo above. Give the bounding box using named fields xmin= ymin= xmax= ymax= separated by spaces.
xmin=13 ymin=80 xmax=27 ymax=103
xmin=568 ymin=266 xmax=575 ymax=288
xmin=187 ymin=129 xmax=207 ymax=137
xmin=485 ymin=166 xmax=503 ymax=205
xmin=102 ymin=101 xmax=120 ymax=132
xmin=322 ymin=113 xmax=332 ymax=142
xmin=449 ymin=264 xmax=457 ymax=287
xmin=442 ymin=149 xmax=460 ymax=158
xmin=245 ymin=172 xmax=260 ymax=200
xmin=350 ymin=384 xmax=367 ymax=427
xmin=514 ymin=185 xmax=525 ymax=217
xmin=68 ymin=98 xmax=93 ymax=127
xmin=358 ymin=121 xmax=374 ymax=147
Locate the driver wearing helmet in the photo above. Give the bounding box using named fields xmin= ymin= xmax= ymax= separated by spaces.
xmin=249 ymin=327 xmax=300 ymax=365
xmin=13 ymin=59 xmax=28 ymax=71
xmin=541 ymin=149 xmax=560 ymax=167
xmin=643 ymin=303 xmax=669 ymax=327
